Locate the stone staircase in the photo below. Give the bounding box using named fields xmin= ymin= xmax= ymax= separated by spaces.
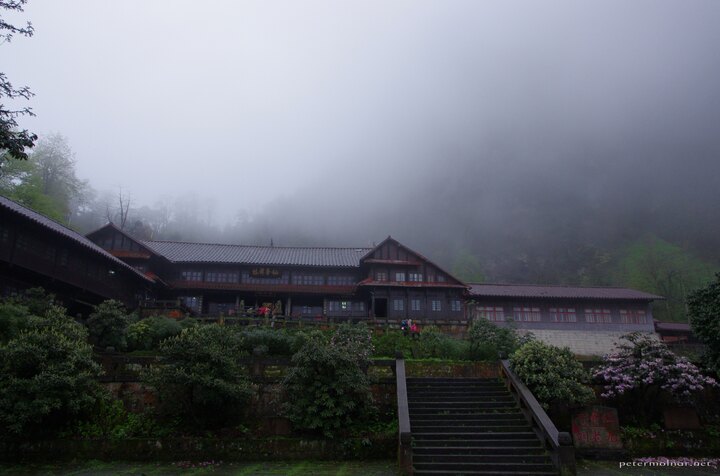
xmin=407 ymin=377 xmax=558 ymax=475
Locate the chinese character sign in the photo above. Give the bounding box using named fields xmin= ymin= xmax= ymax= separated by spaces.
xmin=571 ymin=406 xmax=622 ymax=449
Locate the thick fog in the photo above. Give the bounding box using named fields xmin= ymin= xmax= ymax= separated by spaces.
xmin=5 ymin=1 xmax=720 ymax=283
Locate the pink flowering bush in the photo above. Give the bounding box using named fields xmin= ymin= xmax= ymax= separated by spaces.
xmin=593 ymin=333 xmax=717 ymax=423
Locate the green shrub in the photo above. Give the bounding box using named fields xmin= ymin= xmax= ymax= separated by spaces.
xmin=283 ymin=330 xmax=375 ymax=437
xmin=241 ymin=328 xmax=299 ymax=356
xmin=86 ymin=300 xmax=133 ymax=350
xmin=413 ymin=325 xmax=469 ymax=360
xmin=127 ymin=316 xmax=182 ymax=351
xmin=0 ymin=305 xmax=103 ymax=437
xmin=372 ymin=331 xmax=413 ymax=358
xmin=468 ymin=318 xmax=533 ymax=358
xmin=510 ymin=340 xmax=594 ymax=410
xmin=331 ymin=323 xmax=374 ymax=364
xmin=63 ymin=393 xmax=175 ymax=439
xmin=143 ymin=325 xmax=253 ymax=429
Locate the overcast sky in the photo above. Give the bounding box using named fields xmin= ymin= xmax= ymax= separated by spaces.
xmin=5 ymin=1 xmax=720 ymax=228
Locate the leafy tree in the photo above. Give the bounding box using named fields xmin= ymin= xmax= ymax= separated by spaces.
xmin=0 ymin=0 xmax=36 ymax=161
xmin=511 ymin=340 xmax=595 ymax=410
xmin=0 ymin=305 xmax=103 ymax=437
xmin=86 ymin=300 xmax=133 ymax=350
xmin=687 ymin=273 xmax=720 ymax=373
xmin=1 ymin=134 xmax=88 ymax=222
xmin=593 ymin=333 xmax=717 ymax=424
xmin=143 ymin=325 xmax=253 ymax=429
xmin=615 ymin=236 xmax=718 ymax=322
xmin=283 ymin=330 xmax=375 ymax=437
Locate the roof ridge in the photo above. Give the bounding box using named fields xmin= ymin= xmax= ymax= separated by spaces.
xmin=142 ymin=240 xmax=372 ymax=250
xmin=1 ymin=194 xmax=80 ymax=235
xmin=469 ymin=282 xmax=632 ymax=290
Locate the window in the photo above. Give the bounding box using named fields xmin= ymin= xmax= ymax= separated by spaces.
xmin=431 ymin=300 xmax=442 ymax=312
xmin=451 ymin=300 xmax=462 ymax=312
xmin=375 ymin=272 xmax=387 ymax=282
xmin=620 ymin=310 xmax=647 ymax=324
xmin=394 ymin=272 xmax=406 ymax=282
xmin=513 ymin=307 xmax=541 ymax=322
xmin=352 ymin=302 xmax=365 ymax=312
xmin=585 ymin=309 xmax=612 ymax=324
xmin=292 ymin=274 xmax=325 ymax=285
xmin=327 ymin=275 xmax=355 ymax=286
xmin=550 ymin=308 xmax=577 ymax=323
xmin=408 ymin=273 xmax=423 ymax=282
xmin=393 ymin=299 xmax=405 ymax=311
xmin=301 ymin=306 xmax=315 ymax=314
xmin=205 ymin=272 xmax=238 ymax=283
xmin=426 ymin=274 xmax=435 ymax=282
xmin=411 ymin=299 xmax=421 ymax=311
xmin=437 ymin=275 xmax=446 ymax=282
xmin=181 ymin=270 xmax=202 ymax=281
xmin=477 ymin=306 xmax=504 ymax=322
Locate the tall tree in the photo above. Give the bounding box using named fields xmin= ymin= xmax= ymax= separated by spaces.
xmin=0 ymin=134 xmax=87 ymax=223
xmin=0 ymin=0 xmax=37 ymax=161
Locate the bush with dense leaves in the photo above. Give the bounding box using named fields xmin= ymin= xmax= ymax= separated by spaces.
xmin=143 ymin=325 xmax=253 ymax=429
xmin=0 ymin=305 xmax=103 ymax=437
xmin=412 ymin=325 xmax=469 ymax=360
xmin=126 ymin=316 xmax=182 ymax=351
xmin=468 ymin=318 xmax=534 ymax=358
xmin=86 ymin=300 xmax=133 ymax=350
xmin=511 ymin=340 xmax=594 ymax=410
xmin=372 ymin=331 xmax=414 ymax=358
xmin=330 ymin=322 xmax=374 ymax=364
xmin=283 ymin=328 xmax=375 ymax=437
xmin=593 ymin=333 xmax=717 ymax=424
xmin=240 ymin=328 xmax=304 ymax=356
xmin=687 ymin=273 xmax=720 ymax=373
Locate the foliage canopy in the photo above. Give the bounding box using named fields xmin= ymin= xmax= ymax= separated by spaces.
xmin=0 ymin=305 xmax=103 ymax=437
xmin=687 ymin=272 xmax=720 ymax=373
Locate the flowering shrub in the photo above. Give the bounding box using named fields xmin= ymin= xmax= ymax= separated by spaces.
xmin=593 ymin=333 xmax=717 ymax=402
xmin=687 ymin=272 xmax=720 ymax=373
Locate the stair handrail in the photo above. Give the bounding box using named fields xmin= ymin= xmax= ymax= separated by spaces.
xmin=499 ymin=358 xmax=576 ymax=476
xmin=395 ymin=354 xmax=413 ymax=475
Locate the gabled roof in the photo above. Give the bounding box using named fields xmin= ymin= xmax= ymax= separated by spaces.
xmin=0 ymin=195 xmax=152 ymax=282
xmin=139 ymin=240 xmax=373 ymax=268
xmin=361 ymin=236 xmax=468 ymax=287
xmin=85 ymin=222 xmax=156 ymax=256
xmin=468 ymin=283 xmax=663 ymax=301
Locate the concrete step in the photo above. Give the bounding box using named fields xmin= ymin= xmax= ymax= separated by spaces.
xmin=413 ymin=425 xmax=533 ymax=433
xmin=413 ymin=454 xmax=552 ymax=464
xmin=411 ymin=413 xmax=527 ymax=422
xmin=413 ymin=461 xmax=556 ymax=473
xmin=412 ymin=439 xmax=545 ymax=448
xmin=413 ymin=470 xmax=557 ymax=476
xmin=413 ymin=446 xmax=546 ymax=455
xmin=412 ymin=431 xmax=538 ymax=441
xmin=409 ymin=401 xmax=517 ymax=409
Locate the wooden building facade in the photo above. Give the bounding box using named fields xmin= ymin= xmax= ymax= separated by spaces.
xmin=0 ymin=196 xmax=152 ymax=311
xmin=467 ymin=283 xmax=661 ymax=333
xmin=86 ymin=226 xmax=468 ymax=321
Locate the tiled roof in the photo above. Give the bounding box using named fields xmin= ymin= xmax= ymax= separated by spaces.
xmin=468 ymin=283 xmax=663 ymax=301
xmin=0 ymin=195 xmax=151 ymax=282
xmin=654 ymin=322 xmax=692 ymax=332
xmin=140 ymin=240 xmax=372 ymax=267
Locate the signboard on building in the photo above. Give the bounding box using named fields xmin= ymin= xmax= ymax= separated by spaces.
xmin=571 ymin=405 xmax=622 ymax=449
xmin=250 ymin=267 xmax=281 ymax=278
